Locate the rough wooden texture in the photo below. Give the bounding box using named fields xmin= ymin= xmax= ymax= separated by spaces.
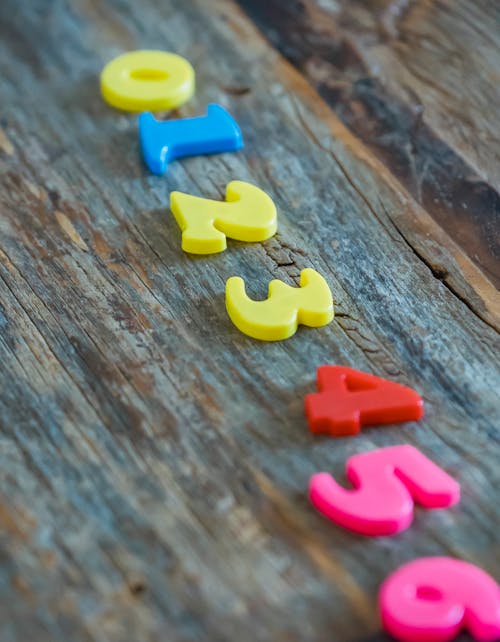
xmin=0 ymin=1 xmax=498 ymax=641
xmin=238 ymin=0 xmax=500 ymax=309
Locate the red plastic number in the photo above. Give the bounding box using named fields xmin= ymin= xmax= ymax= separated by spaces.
xmin=305 ymin=365 xmax=424 ymax=436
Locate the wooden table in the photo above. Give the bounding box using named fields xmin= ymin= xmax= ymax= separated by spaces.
xmin=0 ymin=1 xmax=499 ymax=640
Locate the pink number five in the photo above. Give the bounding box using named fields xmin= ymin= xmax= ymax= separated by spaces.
xmin=309 ymin=445 xmax=459 ymax=536
xmin=380 ymin=557 xmax=500 ymax=641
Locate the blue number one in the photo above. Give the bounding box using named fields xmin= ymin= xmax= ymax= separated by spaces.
xmin=139 ymin=104 xmax=243 ymax=175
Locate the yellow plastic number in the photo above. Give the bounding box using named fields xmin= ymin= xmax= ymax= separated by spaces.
xmin=170 ymin=181 xmax=277 ymax=254
xmin=226 ymin=268 xmax=334 ymax=341
xmin=100 ymin=50 xmax=195 ymax=112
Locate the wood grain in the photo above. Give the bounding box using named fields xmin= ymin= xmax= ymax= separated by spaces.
xmin=0 ymin=0 xmax=498 ymax=640
xmin=237 ymin=0 xmax=500 ymax=294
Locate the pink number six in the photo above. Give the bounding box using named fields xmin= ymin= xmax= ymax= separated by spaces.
xmin=380 ymin=557 xmax=500 ymax=641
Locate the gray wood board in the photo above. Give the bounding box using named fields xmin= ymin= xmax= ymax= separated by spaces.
xmin=0 ymin=1 xmax=498 ymax=640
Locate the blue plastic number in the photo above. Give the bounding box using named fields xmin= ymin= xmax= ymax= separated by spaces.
xmin=139 ymin=104 xmax=243 ymax=175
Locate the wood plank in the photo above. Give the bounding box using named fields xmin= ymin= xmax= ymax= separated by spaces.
xmin=0 ymin=0 xmax=498 ymax=640
xmin=236 ymin=0 xmax=500 ymax=292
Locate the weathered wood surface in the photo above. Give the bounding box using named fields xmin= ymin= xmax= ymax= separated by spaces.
xmin=238 ymin=0 xmax=500 ymax=314
xmin=0 ymin=1 xmax=498 ymax=640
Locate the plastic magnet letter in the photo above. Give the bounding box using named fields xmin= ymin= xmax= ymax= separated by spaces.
xmin=305 ymin=365 xmax=423 ymax=436
xmin=309 ymin=445 xmax=459 ymax=536
xmin=170 ymin=180 xmax=276 ymax=254
xmin=140 ymin=104 xmax=243 ymax=174
xmin=380 ymin=557 xmax=500 ymax=641
xmin=226 ymin=268 xmax=334 ymax=341
xmin=100 ymin=50 xmax=195 ymax=111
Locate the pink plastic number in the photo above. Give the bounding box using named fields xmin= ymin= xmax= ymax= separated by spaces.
xmin=380 ymin=557 xmax=500 ymax=641
xmin=309 ymin=445 xmax=459 ymax=536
